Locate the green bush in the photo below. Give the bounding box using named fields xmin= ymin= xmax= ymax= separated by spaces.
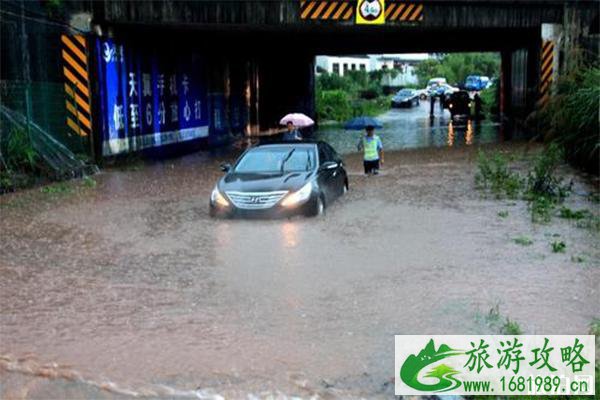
xmin=558 ymin=207 xmax=591 ymax=220
xmin=316 ymin=90 xmax=352 ymax=122
xmin=539 ymin=65 xmax=600 ymax=174
xmin=0 ymin=127 xmax=42 ymax=193
xmin=475 ymin=150 xmax=523 ymax=199
xmin=551 ymin=241 xmax=566 ymax=253
xmin=3 ymin=127 xmax=38 ymax=172
xmin=525 ymin=144 xmax=571 ymax=200
xmin=316 ymin=70 xmax=389 ymax=122
xmin=479 ymin=83 xmax=499 ymax=116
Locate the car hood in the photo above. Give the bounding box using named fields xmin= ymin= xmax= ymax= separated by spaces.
xmin=219 ymin=171 xmax=314 ymax=193
xmin=393 ymin=95 xmax=412 ymax=101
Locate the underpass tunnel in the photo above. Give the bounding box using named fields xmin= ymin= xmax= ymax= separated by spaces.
xmin=89 ymin=20 xmax=552 ymax=158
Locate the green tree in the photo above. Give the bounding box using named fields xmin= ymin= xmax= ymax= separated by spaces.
xmin=415 ymin=59 xmax=442 ymax=86
xmin=415 ymin=53 xmax=501 ymax=86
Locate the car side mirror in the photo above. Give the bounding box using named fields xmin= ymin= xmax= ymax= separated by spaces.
xmin=320 ymin=161 xmax=338 ymax=170
xmin=220 ymin=163 xmax=231 ymax=172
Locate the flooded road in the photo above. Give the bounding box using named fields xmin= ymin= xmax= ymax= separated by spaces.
xmin=315 ymin=100 xmax=517 ymax=154
xmin=1 ymin=117 xmax=599 ymax=398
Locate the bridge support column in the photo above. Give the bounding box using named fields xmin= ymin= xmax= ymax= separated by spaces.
xmin=257 ymin=54 xmax=315 ymax=134
xmin=539 ymin=24 xmax=561 ymax=107
xmin=499 ymin=50 xmax=512 ymax=119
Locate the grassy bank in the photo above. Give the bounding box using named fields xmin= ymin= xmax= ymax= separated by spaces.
xmin=537 ymin=64 xmax=599 ymax=175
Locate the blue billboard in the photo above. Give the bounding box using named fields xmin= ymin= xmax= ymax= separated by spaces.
xmin=95 ymin=39 xmax=209 ymax=156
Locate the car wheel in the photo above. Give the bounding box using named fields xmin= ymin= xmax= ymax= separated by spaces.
xmin=342 ymin=181 xmax=349 ymax=195
xmin=308 ymin=195 xmax=325 ymax=217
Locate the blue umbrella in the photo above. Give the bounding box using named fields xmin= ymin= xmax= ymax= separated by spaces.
xmin=343 ymin=116 xmax=383 ymax=130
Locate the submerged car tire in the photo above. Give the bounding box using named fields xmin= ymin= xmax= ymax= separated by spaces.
xmin=307 ymin=195 xmax=325 ymax=217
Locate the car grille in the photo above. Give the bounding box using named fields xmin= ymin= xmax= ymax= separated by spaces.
xmin=225 ymin=191 xmax=288 ymax=210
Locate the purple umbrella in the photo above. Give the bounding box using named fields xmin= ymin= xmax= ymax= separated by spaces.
xmin=279 ymin=113 xmax=314 ymax=128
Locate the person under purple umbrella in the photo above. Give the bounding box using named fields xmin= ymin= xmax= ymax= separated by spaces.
xmin=279 ymin=113 xmax=314 ymax=141
xmin=282 ymin=121 xmax=302 ymax=141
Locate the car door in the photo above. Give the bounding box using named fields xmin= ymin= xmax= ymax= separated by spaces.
xmin=324 ymin=143 xmax=345 ymax=197
xmin=317 ymin=143 xmax=336 ymax=203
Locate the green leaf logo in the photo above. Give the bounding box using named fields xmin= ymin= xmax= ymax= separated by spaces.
xmin=400 ymin=339 xmax=464 ymax=392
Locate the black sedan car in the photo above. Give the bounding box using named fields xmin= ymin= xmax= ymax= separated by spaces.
xmin=391 ymin=89 xmax=420 ymax=108
xmin=446 ymin=90 xmax=472 ymax=119
xmin=210 ymin=141 xmax=348 ymax=218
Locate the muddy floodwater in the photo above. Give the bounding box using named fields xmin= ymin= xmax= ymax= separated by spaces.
xmin=1 ymin=141 xmax=599 ymax=399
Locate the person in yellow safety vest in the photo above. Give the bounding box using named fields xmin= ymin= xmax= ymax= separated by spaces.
xmin=356 ymin=125 xmax=384 ymax=175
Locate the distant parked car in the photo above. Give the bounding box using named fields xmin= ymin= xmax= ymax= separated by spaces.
xmin=391 ymin=89 xmax=420 ymax=108
xmin=446 ymin=90 xmax=472 ymax=119
xmin=415 ymin=88 xmax=428 ymax=100
xmin=427 ymin=83 xmax=458 ymax=98
xmin=464 ymin=75 xmax=490 ymax=91
xmin=427 ymin=77 xmax=447 ymax=87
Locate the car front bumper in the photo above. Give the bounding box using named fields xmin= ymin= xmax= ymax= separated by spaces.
xmin=209 ymin=194 xmax=319 ymax=219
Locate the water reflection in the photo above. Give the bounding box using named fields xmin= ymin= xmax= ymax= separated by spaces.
xmin=314 ymin=101 xmax=507 ymax=155
xmin=281 ymin=221 xmax=299 ymax=248
xmin=447 ymin=119 xmax=474 ymax=146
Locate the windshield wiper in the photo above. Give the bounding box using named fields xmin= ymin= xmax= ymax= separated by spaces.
xmin=280 ymin=148 xmax=296 ymax=173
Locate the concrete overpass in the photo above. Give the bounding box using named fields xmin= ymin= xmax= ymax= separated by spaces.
xmin=3 ymin=0 xmax=598 ymax=158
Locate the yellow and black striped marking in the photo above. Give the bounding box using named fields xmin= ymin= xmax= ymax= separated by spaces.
xmin=539 ymin=40 xmax=554 ymax=106
xmin=300 ymin=0 xmax=355 ymax=20
xmin=300 ymin=1 xmax=423 ymax=22
xmin=61 ymin=34 xmax=92 ymax=137
xmin=385 ymin=2 xmax=423 ymax=22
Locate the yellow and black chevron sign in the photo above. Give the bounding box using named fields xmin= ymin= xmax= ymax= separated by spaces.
xmin=539 ymin=40 xmax=554 ymax=105
xmin=300 ymin=0 xmax=355 ymax=20
xmin=385 ymin=2 xmax=423 ymax=21
xmin=61 ymin=34 xmax=92 ymax=137
xmin=300 ymin=0 xmax=423 ymax=21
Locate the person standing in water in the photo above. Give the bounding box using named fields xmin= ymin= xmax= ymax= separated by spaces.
xmin=357 ymin=125 xmax=384 ymax=175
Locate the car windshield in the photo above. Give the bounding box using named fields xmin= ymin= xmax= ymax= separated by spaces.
xmin=466 ymin=76 xmax=478 ymax=83
xmin=234 ymin=147 xmax=316 ymax=173
xmin=397 ymin=89 xmax=413 ymax=96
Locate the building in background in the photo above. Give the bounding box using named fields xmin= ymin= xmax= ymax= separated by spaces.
xmin=316 ymin=54 xmax=428 ymax=86
xmin=315 ymin=55 xmax=370 ymax=76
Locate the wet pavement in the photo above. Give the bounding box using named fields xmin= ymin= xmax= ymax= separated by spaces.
xmin=1 ymin=106 xmax=599 ymax=399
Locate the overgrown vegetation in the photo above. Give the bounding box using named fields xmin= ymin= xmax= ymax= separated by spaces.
xmin=414 ymin=53 xmax=500 ymax=87
xmin=550 ymin=241 xmax=566 ymax=253
xmin=484 ymin=303 xmax=523 ymax=335
xmin=497 ymin=210 xmax=509 ymax=218
xmin=559 ymin=207 xmax=591 ymax=220
xmin=475 ymin=146 xmax=582 ymax=224
xmin=479 ymin=82 xmax=500 ymax=117
xmin=475 ymin=151 xmax=523 ymax=199
xmin=0 ymin=127 xmax=42 ymax=193
xmin=316 ymin=70 xmax=391 ymax=122
xmin=513 ymin=236 xmax=533 ymax=246
xmin=537 ymin=64 xmax=599 ymax=174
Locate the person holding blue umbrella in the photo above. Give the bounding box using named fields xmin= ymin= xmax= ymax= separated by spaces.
xmin=357 ymin=125 xmax=384 ymax=175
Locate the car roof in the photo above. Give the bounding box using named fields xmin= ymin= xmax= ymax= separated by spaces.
xmin=253 ymin=141 xmax=321 ymax=149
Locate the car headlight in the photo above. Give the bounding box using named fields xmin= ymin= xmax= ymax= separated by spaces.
xmin=449 ymin=104 xmax=453 ymax=109
xmin=281 ymin=181 xmax=313 ymax=207
xmin=211 ymin=185 xmax=229 ymax=207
